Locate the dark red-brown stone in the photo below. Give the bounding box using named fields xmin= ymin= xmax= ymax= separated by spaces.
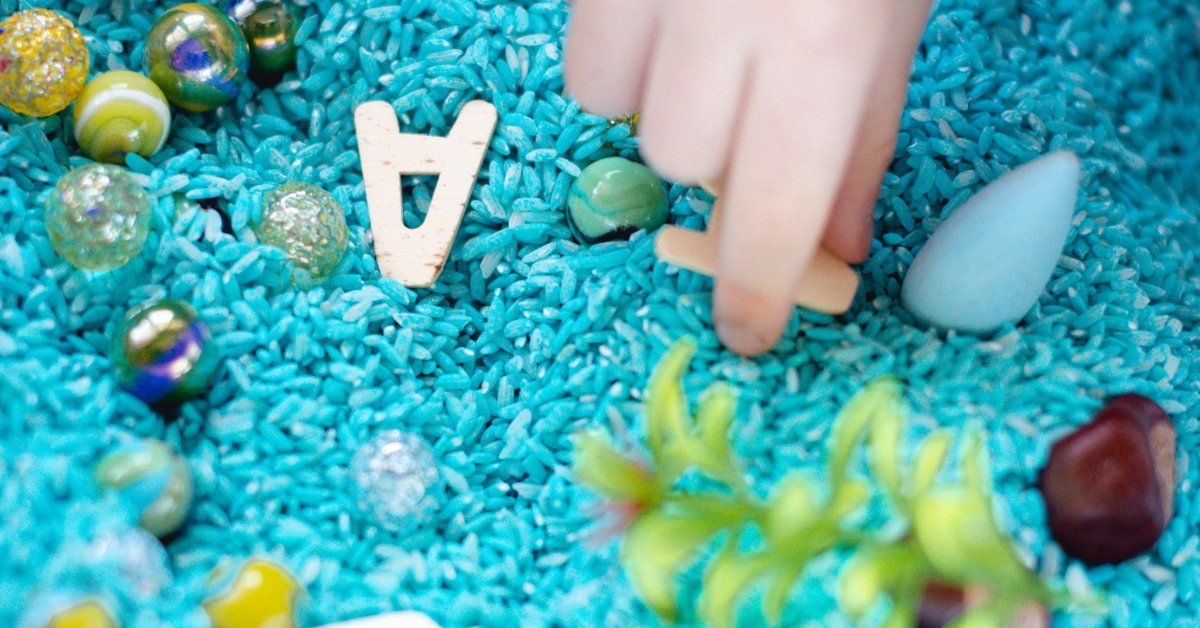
xmin=917 ymin=581 xmax=1049 ymax=628
xmin=1039 ymin=394 xmax=1176 ymax=565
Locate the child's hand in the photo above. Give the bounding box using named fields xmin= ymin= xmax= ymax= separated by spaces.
xmin=565 ymin=0 xmax=930 ymax=355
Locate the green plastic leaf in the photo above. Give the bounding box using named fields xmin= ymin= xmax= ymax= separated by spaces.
xmin=700 ymin=550 xmax=774 ymax=628
xmin=622 ymin=506 xmax=728 ymax=620
xmin=960 ymin=430 xmax=992 ymax=496
xmin=909 ymin=430 xmax=953 ymax=497
xmin=573 ymin=431 xmax=661 ymax=504
xmin=830 ymin=476 xmax=871 ymax=519
xmin=867 ymin=392 xmax=904 ymax=499
xmin=694 ymin=382 xmax=741 ymax=484
xmin=912 ymin=487 xmax=1030 ymax=588
xmin=763 ymin=474 xmax=820 ymax=544
xmin=838 ymin=555 xmax=884 ymax=618
xmin=644 ymin=339 xmax=697 ymax=464
xmin=763 ymin=562 xmax=804 ymax=625
xmin=829 ymin=378 xmax=900 ymax=486
xmin=839 ymin=545 xmax=928 ymax=619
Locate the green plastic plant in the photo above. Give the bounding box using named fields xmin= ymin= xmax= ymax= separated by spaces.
xmin=574 ymin=339 xmax=1053 ymax=627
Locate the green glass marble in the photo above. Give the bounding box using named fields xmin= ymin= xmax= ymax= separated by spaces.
xmin=94 ymin=439 xmax=194 ymax=538
xmin=256 ymin=182 xmax=349 ymax=287
xmin=111 ymin=299 xmax=219 ymax=405
xmin=44 ymin=164 xmax=152 ymax=271
xmin=73 ymin=70 xmax=171 ymax=164
xmin=567 ymin=157 xmax=668 ymax=243
xmin=243 ymin=2 xmax=298 ymax=76
xmin=144 ymin=3 xmax=249 ymax=112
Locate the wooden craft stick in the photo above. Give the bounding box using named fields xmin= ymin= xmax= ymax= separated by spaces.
xmin=356 ymin=100 xmax=498 ymax=287
xmin=655 ymin=181 xmax=860 ymax=314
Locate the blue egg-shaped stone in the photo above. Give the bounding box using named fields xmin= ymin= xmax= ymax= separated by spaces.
xmin=901 ymin=151 xmax=1081 ymax=333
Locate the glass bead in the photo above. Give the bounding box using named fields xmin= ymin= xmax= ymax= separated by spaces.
xmin=111 ymin=300 xmax=219 ymax=405
xmin=351 ymin=430 xmax=439 ymax=531
xmin=256 ymin=182 xmax=349 ymax=287
xmin=44 ymin=164 xmax=153 ymax=271
xmin=78 ymin=528 xmax=173 ymax=600
xmin=0 ymin=9 xmax=90 ymax=118
xmin=243 ymin=2 xmax=298 ymax=77
xmin=567 ymin=156 xmax=668 ymax=243
xmin=94 ymin=439 xmax=194 ymax=538
xmin=73 ymin=71 xmax=172 ymax=164
xmin=144 ymin=3 xmax=249 ymax=112
xmin=204 ymin=559 xmax=303 ymax=628
xmin=20 ymin=593 xmax=117 ymax=628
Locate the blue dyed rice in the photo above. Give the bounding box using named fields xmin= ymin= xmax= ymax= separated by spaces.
xmin=0 ymin=0 xmax=1198 ymax=625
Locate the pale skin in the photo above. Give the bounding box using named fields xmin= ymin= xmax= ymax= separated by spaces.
xmin=565 ymin=0 xmax=933 ymax=356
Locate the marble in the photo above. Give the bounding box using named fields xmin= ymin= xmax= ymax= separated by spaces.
xmin=0 ymin=9 xmax=89 ymax=117
xmin=144 ymin=3 xmax=249 ymax=112
xmin=243 ymin=2 xmax=298 ymax=76
xmin=111 ymin=299 xmax=219 ymax=405
xmin=73 ymin=71 xmax=171 ymax=164
xmin=567 ymin=157 xmax=668 ymax=243
xmin=94 ymin=439 xmax=194 ymax=538
xmin=44 ymin=164 xmax=153 ymax=271
xmin=256 ymin=182 xmax=349 ymax=286
xmin=204 ymin=559 xmax=302 ymax=628
xmin=351 ymin=430 xmax=439 ymax=531
xmin=901 ymin=151 xmax=1081 ymax=333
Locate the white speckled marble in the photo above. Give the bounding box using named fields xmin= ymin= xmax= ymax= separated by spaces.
xmin=901 ymin=151 xmax=1081 ymax=333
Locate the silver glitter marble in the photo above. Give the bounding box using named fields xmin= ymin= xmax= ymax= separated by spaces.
xmin=79 ymin=528 xmax=172 ymax=600
xmin=351 ymin=431 xmax=439 ymax=530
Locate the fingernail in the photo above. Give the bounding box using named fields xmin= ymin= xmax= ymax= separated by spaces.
xmin=716 ymin=322 xmax=769 ymax=356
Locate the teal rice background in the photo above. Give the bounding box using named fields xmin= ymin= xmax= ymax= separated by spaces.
xmin=1 ymin=0 xmax=1198 ymax=625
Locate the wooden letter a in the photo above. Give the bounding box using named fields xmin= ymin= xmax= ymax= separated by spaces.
xmin=355 ymin=100 xmax=498 ymax=287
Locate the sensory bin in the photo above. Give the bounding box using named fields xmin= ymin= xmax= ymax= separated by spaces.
xmin=0 ymin=0 xmax=1198 ymax=626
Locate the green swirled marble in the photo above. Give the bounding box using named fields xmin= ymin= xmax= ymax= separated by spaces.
xmin=567 ymin=157 xmax=669 ymax=243
xmin=94 ymin=439 xmax=194 ymax=538
xmin=73 ymin=71 xmax=171 ymax=164
xmin=144 ymin=3 xmax=249 ymax=112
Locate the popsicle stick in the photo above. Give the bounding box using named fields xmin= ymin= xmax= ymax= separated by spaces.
xmin=356 ymin=100 xmax=498 ymax=287
xmin=657 ymin=179 xmax=858 ymax=313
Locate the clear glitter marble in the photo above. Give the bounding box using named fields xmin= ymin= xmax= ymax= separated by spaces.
xmin=79 ymin=528 xmax=172 ymax=600
xmin=351 ymin=431 xmax=439 ymax=530
xmin=256 ymin=182 xmax=349 ymax=287
xmin=0 ymin=9 xmax=90 ymax=117
xmin=44 ymin=164 xmax=153 ymax=271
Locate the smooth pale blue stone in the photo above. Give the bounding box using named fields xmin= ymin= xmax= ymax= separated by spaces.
xmin=901 ymin=151 xmax=1081 ymax=333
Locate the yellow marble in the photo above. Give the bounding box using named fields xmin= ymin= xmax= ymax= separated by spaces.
xmin=204 ymin=559 xmax=301 ymax=628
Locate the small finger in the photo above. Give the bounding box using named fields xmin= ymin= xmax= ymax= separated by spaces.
xmin=823 ymin=0 xmax=932 ymax=263
xmin=564 ymin=0 xmax=659 ymax=118
xmin=637 ymin=0 xmax=749 ymax=185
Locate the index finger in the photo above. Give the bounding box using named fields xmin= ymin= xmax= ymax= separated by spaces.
xmin=714 ymin=1 xmax=889 ymax=355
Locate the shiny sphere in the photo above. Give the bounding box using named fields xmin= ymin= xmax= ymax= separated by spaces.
xmin=20 ymin=593 xmax=117 ymax=628
xmin=94 ymin=439 xmax=194 ymax=538
xmin=73 ymin=71 xmax=172 ymax=164
xmin=204 ymin=559 xmax=302 ymax=628
xmin=256 ymin=182 xmax=349 ymax=286
xmin=351 ymin=430 xmax=439 ymax=531
xmin=144 ymin=3 xmax=249 ymax=112
xmin=0 ymin=9 xmax=90 ymax=117
xmin=567 ymin=157 xmax=668 ymax=243
xmin=45 ymin=164 xmax=152 ymax=271
xmin=111 ymin=299 xmax=220 ymax=405
xmin=243 ymin=2 xmax=298 ymax=76
xmin=79 ymin=528 xmax=173 ymax=600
